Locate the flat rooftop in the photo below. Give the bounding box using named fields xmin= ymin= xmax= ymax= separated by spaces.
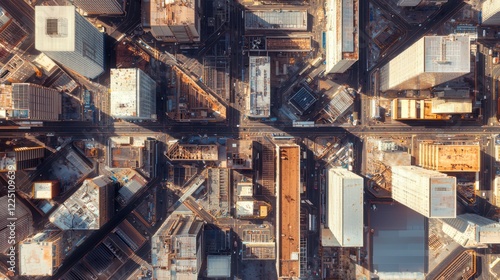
xmin=248 ymin=56 xmax=271 ymax=118
xmin=110 ymin=68 xmax=139 ymax=118
xmin=371 ymin=203 xmax=427 ymax=278
xmin=35 ymin=6 xmax=76 ymax=52
xmin=226 ymin=139 xmax=253 ymax=169
xmin=277 ymin=145 xmax=300 ymax=278
xmin=149 ymin=0 xmax=195 ymax=27
xmin=19 ymin=242 xmax=54 ymax=276
xmin=424 ymin=35 xmax=470 ymax=73
xmin=419 ymin=142 xmax=480 ymax=172
xmin=245 ymin=10 xmax=307 ymax=31
xmin=289 ymin=87 xmax=317 ymax=115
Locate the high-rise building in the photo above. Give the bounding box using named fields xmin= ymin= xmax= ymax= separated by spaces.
xmin=325 ymin=168 xmax=363 ymax=247
xmin=152 ymin=213 xmax=205 ymax=279
xmin=391 ymin=166 xmax=456 ymax=218
xmin=72 ymin=0 xmax=124 ymax=15
xmin=248 ymin=57 xmax=270 ymax=118
xmin=35 ymin=6 xmax=104 ymax=79
xmin=14 ymin=147 xmax=45 ymax=170
xmin=397 ymin=0 xmax=422 ymax=6
xmin=482 ymin=0 xmax=500 ymax=25
xmin=0 ymin=7 xmax=28 ymax=49
xmin=49 ymin=176 xmax=115 ymax=230
xmin=18 ymin=232 xmax=64 ymax=276
xmin=0 ymin=196 xmax=33 ymax=253
xmin=380 ymin=35 xmax=470 ymax=91
xmin=441 ymin=214 xmax=500 ymax=248
xmin=325 ymin=0 xmax=359 ymax=73
xmin=110 ymin=68 xmax=157 ymax=120
xmin=4 ymin=83 xmax=61 ymax=121
xmin=143 ymin=0 xmax=200 ymax=43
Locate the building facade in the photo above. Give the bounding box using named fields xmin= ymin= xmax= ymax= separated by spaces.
xmin=380 ymin=35 xmax=470 ymax=91
xmin=0 ymin=196 xmax=33 ymax=253
xmin=35 ymin=6 xmax=104 ymax=79
xmin=72 ymin=0 xmax=124 ymax=15
xmin=326 ymin=168 xmax=363 ymax=247
xmin=110 ymin=68 xmax=156 ymax=120
xmin=482 ymin=0 xmax=500 ymax=25
xmin=391 ymin=166 xmax=456 ymax=218
xmin=325 ymin=0 xmax=359 ymax=73
xmin=143 ymin=0 xmax=200 ymax=43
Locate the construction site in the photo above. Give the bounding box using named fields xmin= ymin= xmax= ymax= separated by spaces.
xmin=166 ymin=66 xmax=227 ymax=122
xmin=276 ymin=145 xmax=301 ymax=279
xmin=165 ymin=142 xmax=219 ymax=161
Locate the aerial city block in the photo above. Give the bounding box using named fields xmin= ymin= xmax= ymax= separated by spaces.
xmin=1 ymin=0 xmax=500 ymax=279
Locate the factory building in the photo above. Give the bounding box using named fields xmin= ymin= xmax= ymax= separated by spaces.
xmin=152 ymin=213 xmax=205 ymax=280
xmin=35 ymin=6 xmax=104 ymax=79
xmin=72 ymin=0 xmax=124 ymax=15
xmin=248 ymin=56 xmax=271 ymax=118
xmin=324 ymin=168 xmax=363 ymax=247
xmin=325 ymin=0 xmax=359 ymax=73
xmin=143 ymin=0 xmax=200 ymax=43
xmin=482 ymin=0 xmax=500 ymax=25
xmin=441 ymin=214 xmax=500 ymax=248
xmin=275 ymin=144 xmax=300 ymax=279
xmin=110 ymin=68 xmax=156 ymax=120
xmin=418 ymin=141 xmax=480 ymax=172
xmin=380 ymin=35 xmax=470 ymax=91
xmin=391 ymin=166 xmax=456 ymax=218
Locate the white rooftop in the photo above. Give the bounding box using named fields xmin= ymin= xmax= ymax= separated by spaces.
xmin=110 ymin=68 xmax=139 ymax=118
xmin=237 ymin=182 xmax=253 ymax=197
xmin=236 ymin=201 xmax=254 ymax=217
xmin=248 ymin=56 xmax=271 ymax=118
xmin=424 ymin=36 xmax=470 ymax=73
xmin=35 ymin=6 xmax=76 ymax=52
xmin=33 ymin=182 xmax=54 ymax=199
xmin=19 ymin=242 xmax=54 ymax=276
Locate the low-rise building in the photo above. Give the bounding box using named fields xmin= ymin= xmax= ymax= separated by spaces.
xmin=442 ymin=214 xmax=500 ymax=248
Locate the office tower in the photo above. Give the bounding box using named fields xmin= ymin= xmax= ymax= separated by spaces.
xmin=143 ymin=0 xmax=200 ymax=43
xmin=441 ymin=213 xmax=500 ymax=248
xmin=325 ymin=168 xmax=363 ymax=247
xmin=72 ymin=0 xmax=124 ymax=15
xmin=35 ymin=6 xmax=104 ymax=79
xmin=380 ymin=35 xmax=470 ymax=91
xmin=152 ymin=213 xmax=205 ymax=279
xmin=18 ymin=232 xmax=64 ymax=276
xmin=325 ymin=0 xmax=359 ymax=73
xmin=110 ymin=68 xmax=156 ymax=120
xmin=49 ymin=176 xmax=115 ymax=230
xmin=32 ymin=180 xmax=60 ymax=199
xmin=248 ymin=57 xmax=271 ymax=118
xmin=0 ymin=196 xmax=33 ymax=253
xmin=391 ymin=166 xmax=456 ymax=218
xmin=482 ymin=0 xmax=500 ymax=25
